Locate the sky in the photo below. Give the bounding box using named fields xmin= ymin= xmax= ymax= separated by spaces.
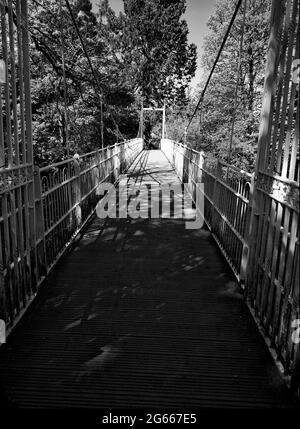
xmin=91 ymin=0 xmax=217 ymax=88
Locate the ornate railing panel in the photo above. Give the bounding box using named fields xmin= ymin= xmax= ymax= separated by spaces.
xmin=40 ymin=139 xmax=142 ymax=273
xmin=0 ymin=138 xmax=142 ymax=331
xmin=0 ymin=165 xmax=35 ymax=327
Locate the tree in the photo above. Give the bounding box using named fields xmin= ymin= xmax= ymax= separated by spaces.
xmin=29 ymin=0 xmax=101 ymax=164
xmin=27 ymin=0 xmax=197 ymax=163
xmin=198 ymin=0 xmax=271 ymax=170
xmin=120 ymin=0 xmax=197 ymax=106
xmin=28 ymin=0 xmax=138 ymax=166
xmin=166 ymin=0 xmax=271 ymax=171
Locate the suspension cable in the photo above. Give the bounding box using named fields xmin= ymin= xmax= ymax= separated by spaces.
xmin=27 ymin=0 xmax=141 ymax=144
xmin=64 ymin=0 xmax=105 ymax=148
xmin=181 ymin=0 xmax=243 ymax=142
xmin=64 ymin=0 xmax=99 ymax=90
xmin=63 ymin=0 xmax=131 ymax=145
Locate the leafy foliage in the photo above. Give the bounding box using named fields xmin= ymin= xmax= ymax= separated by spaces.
xmin=29 ymin=0 xmax=136 ymax=165
xmin=166 ymin=0 xmax=271 ymax=172
xmin=28 ymin=0 xmax=197 ymax=165
xmin=121 ymin=0 xmax=197 ymax=105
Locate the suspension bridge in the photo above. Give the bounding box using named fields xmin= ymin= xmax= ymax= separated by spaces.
xmin=0 ymin=0 xmax=299 ymax=408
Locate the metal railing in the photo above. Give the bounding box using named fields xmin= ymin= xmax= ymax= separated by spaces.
xmin=0 ymin=164 xmax=36 ymax=328
xmin=161 ymin=138 xmax=253 ymax=282
xmin=0 ymin=138 xmax=143 ymax=331
xmin=161 ymin=137 xmax=299 ymax=393
xmin=40 ymin=139 xmax=142 ymax=272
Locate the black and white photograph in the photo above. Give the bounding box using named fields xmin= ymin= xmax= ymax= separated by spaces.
xmin=0 ymin=0 xmax=299 ymax=420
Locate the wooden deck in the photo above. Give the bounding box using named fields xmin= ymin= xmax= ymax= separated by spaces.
xmin=0 ymin=151 xmax=293 ymax=408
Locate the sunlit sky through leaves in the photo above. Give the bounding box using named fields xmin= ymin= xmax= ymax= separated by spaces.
xmin=91 ymin=0 xmax=217 ymax=89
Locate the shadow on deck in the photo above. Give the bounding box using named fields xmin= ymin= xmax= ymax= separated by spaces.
xmin=0 ymin=151 xmax=293 ymax=408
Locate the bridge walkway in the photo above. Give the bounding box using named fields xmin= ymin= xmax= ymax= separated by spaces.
xmin=0 ymin=150 xmax=292 ymax=408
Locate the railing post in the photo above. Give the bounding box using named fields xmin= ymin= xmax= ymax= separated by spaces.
xmin=162 ymin=103 xmax=166 ymax=140
xmin=184 ymin=127 xmax=187 ymax=145
xmin=34 ymin=166 xmax=46 ymax=281
xmin=27 ymin=171 xmax=37 ymax=292
xmin=117 ymin=144 xmax=122 ymax=180
xmin=95 ymin=150 xmax=101 ymax=186
xmin=198 ymin=151 xmax=205 ymax=183
xmin=119 ymin=142 xmax=124 ymax=175
xmin=113 ymin=145 xmax=118 ymax=181
xmin=211 ymin=160 xmax=222 ymax=232
xmin=240 ymin=172 xmax=255 ymax=286
xmin=73 ymin=156 xmax=82 ymax=228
